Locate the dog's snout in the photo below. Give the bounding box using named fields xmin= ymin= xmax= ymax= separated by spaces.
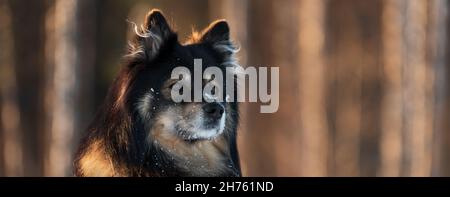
xmin=203 ymin=103 xmax=224 ymax=119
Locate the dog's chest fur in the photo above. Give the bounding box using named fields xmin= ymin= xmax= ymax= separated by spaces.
xmin=149 ymin=125 xmax=237 ymax=176
xmin=77 ymin=133 xmax=236 ymax=177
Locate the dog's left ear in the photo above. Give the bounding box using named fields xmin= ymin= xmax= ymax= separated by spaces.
xmin=200 ymin=20 xmax=238 ymax=57
xmin=201 ymin=20 xmax=230 ymax=44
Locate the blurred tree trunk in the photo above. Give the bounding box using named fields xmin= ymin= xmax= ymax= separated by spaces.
xmin=358 ymin=1 xmax=383 ymax=177
xmin=44 ymin=0 xmax=97 ymax=176
xmin=428 ymin=0 xmax=448 ymax=176
xmin=243 ymin=0 xmax=304 ymax=176
xmin=380 ymin=0 xmax=438 ymax=176
xmin=327 ymin=0 xmax=382 ymax=176
xmin=441 ymin=0 xmax=450 ymax=177
xmin=297 ymin=0 xmax=329 ymax=176
xmin=9 ymin=0 xmax=47 ymax=176
xmin=380 ymin=0 xmax=405 ymax=176
xmin=0 ymin=0 xmax=23 ymax=176
xmin=0 ymin=85 xmax=2 ymax=175
xmin=76 ymin=0 xmax=97 ymax=157
xmin=402 ymin=0 xmax=432 ymax=177
xmin=0 ymin=0 xmax=7 ymax=177
xmin=328 ymin=0 xmax=361 ymax=176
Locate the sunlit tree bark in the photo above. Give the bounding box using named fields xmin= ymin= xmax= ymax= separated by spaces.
xmin=381 ymin=0 xmax=437 ymax=177
xmin=380 ymin=0 xmax=404 ymax=177
xmin=298 ymin=0 xmax=328 ymax=176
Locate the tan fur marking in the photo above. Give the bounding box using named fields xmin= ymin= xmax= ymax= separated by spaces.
xmin=78 ymin=140 xmax=118 ymax=177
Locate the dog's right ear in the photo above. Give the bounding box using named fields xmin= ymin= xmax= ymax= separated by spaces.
xmin=129 ymin=9 xmax=176 ymax=62
xmin=143 ymin=9 xmax=173 ymax=41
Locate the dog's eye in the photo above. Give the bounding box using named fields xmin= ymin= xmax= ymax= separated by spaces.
xmin=167 ymin=79 xmax=180 ymax=89
xmin=166 ymin=79 xmax=186 ymax=96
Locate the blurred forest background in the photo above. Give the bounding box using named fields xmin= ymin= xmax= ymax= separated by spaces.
xmin=0 ymin=0 xmax=449 ymax=177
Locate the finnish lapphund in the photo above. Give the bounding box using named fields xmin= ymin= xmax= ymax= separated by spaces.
xmin=74 ymin=9 xmax=241 ymax=177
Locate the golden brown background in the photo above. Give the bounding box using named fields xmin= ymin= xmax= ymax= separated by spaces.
xmin=0 ymin=0 xmax=449 ymax=176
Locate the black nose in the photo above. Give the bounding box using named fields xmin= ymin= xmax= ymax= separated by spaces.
xmin=203 ymin=103 xmax=224 ymax=119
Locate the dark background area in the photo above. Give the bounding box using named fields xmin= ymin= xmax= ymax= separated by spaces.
xmin=0 ymin=0 xmax=449 ymax=176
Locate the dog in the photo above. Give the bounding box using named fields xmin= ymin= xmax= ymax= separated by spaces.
xmin=73 ymin=9 xmax=241 ymax=177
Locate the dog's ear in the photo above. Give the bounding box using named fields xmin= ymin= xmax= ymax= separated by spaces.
xmin=201 ymin=20 xmax=230 ymax=44
xmin=200 ymin=20 xmax=239 ymax=65
xmin=144 ymin=9 xmax=173 ymax=40
xmin=129 ymin=9 xmax=176 ymax=62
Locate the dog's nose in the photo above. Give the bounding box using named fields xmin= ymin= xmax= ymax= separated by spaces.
xmin=203 ymin=103 xmax=224 ymax=119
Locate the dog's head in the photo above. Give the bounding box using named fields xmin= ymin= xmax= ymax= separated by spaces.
xmin=125 ymin=10 xmax=239 ymax=143
xmin=75 ymin=9 xmax=241 ymax=177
